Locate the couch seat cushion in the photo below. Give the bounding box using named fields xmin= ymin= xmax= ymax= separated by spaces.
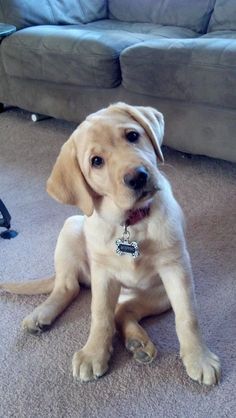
xmin=121 ymin=36 xmax=236 ymax=108
xmin=203 ymin=30 xmax=236 ymax=39
xmin=85 ymin=20 xmax=199 ymax=39
xmin=1 ymin=20 xmax=198 ymax=88
xmin=1 ymin=24 xmax=137 ymax=88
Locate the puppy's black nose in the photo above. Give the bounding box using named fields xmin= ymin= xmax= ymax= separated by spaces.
xmin=124 ymin=166 xmax=149 ymax=190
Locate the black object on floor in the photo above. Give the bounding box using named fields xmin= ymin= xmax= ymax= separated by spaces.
xmin=0 ymin=199 xmax=18 ymax=239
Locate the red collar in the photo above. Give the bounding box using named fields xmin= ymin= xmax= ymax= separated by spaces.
xmin=125 ymin=204 xmax=151 ymax=226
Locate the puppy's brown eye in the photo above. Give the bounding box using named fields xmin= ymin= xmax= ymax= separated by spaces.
xmin=91 ymin=156 xmax=104 ymax=168
xmin=126 ymin=131 xmax=140 ymax=143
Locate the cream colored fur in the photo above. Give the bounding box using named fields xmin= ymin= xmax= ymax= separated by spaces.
xmin=0 ymin=103 xmax=220 ymax=385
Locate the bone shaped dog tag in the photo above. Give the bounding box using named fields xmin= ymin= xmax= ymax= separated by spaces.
xmin=115 ymin=225 xmax=140 ymax=258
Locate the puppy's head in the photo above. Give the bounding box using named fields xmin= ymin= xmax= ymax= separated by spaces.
xmin=47 ymin=103 xmax=164 ymax=221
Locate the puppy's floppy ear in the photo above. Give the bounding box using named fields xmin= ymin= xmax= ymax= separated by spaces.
xmin=47 ymin=135 xmax=94 ymax=216
xmin=111 ymin=102 xmax=164 ymax=162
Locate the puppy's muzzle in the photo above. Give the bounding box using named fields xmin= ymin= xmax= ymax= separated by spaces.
xmin=124 ymin=166 xmax=149 ymax=191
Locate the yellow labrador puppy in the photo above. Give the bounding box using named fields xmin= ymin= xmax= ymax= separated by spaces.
xmin=0 ymin=103 xmax=220 ymax=385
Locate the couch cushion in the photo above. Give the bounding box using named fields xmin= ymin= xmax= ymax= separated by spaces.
xmin=203 ymin=30 xmax=236 ymax=39
xmin=1 ymin=21 xmax=199 ymax=88
xmin=121 ymin=36 xmax=236 ymax=108
xmin=0 ymin=0 xmax=107 ymax=30
xmin=208 ymin=0 xmax=236 ymax=32
xmin=85 ymin=20 xmax=199 ymax=38
xmin=1 ymin=25 xmax=125 ymax=88
xmin=108 ymin=0 xmax=215 ymax=34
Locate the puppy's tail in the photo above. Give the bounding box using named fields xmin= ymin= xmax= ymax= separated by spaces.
xmin=0 ymin=276 xmax=55 ymax=295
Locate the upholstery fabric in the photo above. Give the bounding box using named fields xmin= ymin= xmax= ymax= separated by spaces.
xmin=85 ymin=20 xmax=199 ymax=38
xmin=1 ymin=21 xmax=198 ymax=87
xmin=204 ymin=30 xmax=236 ymax=38
xmin=3 ymin=79 xmax=236 ymax=162
xmin=0 ymin=0 xmax=236 ymax=163
xmin=108 ymin=0 xmax=216 ymax=34
xmin=208 ymin=0 xmax=236 ymax=31
xmin=0 ymin=0 xmax=107 ymax=30
xmin=121 ymin=36 xmax=236 ymax=108
xmin=1 ymin=25 xmax=126 ymax=88
xmin=0 ymin=51 xmax=8 ymax=100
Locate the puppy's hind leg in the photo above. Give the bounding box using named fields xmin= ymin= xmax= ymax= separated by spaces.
xmin=23 ymin=216 xmax=89 ymax=334
xmin=115 ymin=285 xmax=170 ymax=364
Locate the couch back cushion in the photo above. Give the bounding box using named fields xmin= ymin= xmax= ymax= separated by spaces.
xmin=108 ymin=0 xmax=215 ymax=33
xmin=0 ymin=0 xmax=107 ymax=29
xmin=208 ymin=0 xmax=236 ymax=31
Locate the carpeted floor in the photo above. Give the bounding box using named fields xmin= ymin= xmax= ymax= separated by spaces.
xmin=0 ymin=107 xmax=236 ymax=418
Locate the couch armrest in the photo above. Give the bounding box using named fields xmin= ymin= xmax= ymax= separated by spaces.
xmin=0 ymin=23 xmax=16 ymax=38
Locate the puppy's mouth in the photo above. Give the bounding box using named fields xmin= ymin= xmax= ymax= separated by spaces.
xmin=138 ymin=189 xmax=153 ymax=201
xmin=124 ymin=195 xmax=154 ymax=226
xmin=119 ymin=186 xmax=159 ymax=227
xmin=136 ymin=184 xmax=160 ymax=203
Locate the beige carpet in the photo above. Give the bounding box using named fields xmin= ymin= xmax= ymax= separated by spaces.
xmin=0 ymin=107 xmax=236 ymax=418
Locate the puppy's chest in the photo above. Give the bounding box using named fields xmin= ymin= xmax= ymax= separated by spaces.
xmin=92 ymin=236 xmax=160 ymax=289
xmin=112 ymin=255 xmax=158 ymax=289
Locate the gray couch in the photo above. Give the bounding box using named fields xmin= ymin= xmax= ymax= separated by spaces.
xmin=0 ymin=0 xmax=236 ymax=162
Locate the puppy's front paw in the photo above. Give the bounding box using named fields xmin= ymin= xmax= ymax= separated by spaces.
xmin=182 ymin=347 xmax=221 ymax=385
xmin=72 ymin=347 xmax=111 ymax=382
